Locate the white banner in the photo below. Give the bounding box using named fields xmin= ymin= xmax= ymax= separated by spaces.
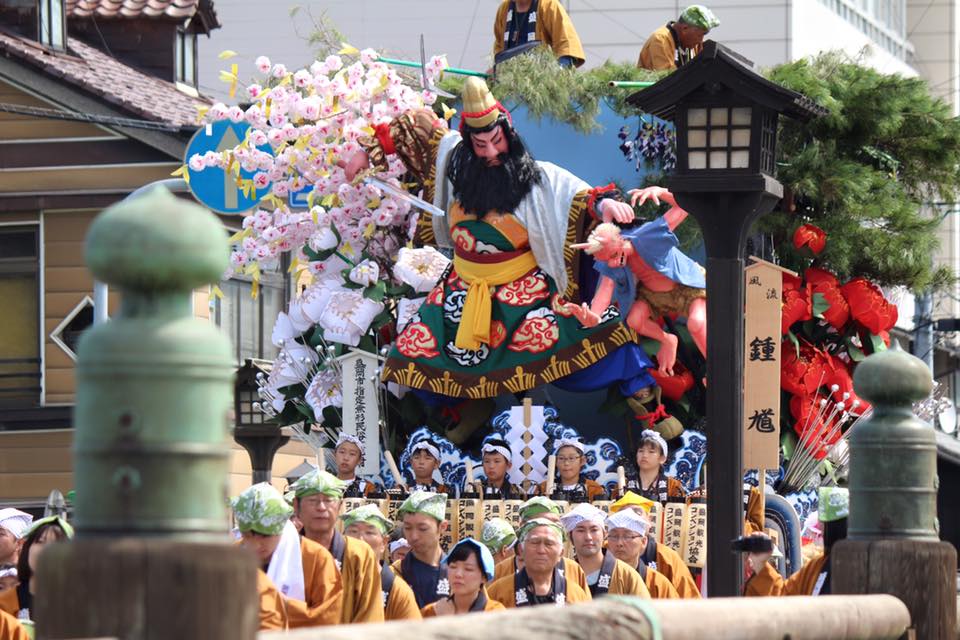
xmin=339 ymin=349 xmax=381 ymax=476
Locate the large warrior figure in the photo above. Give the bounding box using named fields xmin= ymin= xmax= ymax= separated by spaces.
xmin=341 ymin=77 xmax=657 ymax=406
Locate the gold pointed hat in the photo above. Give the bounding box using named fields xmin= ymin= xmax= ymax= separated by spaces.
xmin=461 ymin=77 xmax=507 ymax=130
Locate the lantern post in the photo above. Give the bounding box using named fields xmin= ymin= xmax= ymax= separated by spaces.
xmin=628 ymin=41 xmax=826 ymax=597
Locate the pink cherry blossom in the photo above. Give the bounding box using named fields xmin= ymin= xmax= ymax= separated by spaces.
xmin=255 ymin=56 xmax=271 ymax=73
xmin=252 ymin=172 xmax=270 ymax=189
xmin=324 ymin=55 xmax=343 ymax=71
xmin=248 ymin=129 xmax=268 ymax=147
xmin=293 ymin=69 xmax=312 ymax=88
xmin=271 ymin=63 xmax=288 ymax=78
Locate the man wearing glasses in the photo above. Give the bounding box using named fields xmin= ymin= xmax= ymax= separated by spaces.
xmin=604 ymin=510 xmax=680 ymax=598
xmin=561 ymin=504 xmax=650 ymax=598
xmin=289 ymin=469 xmax=385 ymax=623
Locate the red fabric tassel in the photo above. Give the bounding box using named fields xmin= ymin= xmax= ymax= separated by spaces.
xmin=634 ymin=403 xmax=669 ymax=429
xmin=373 ymin=122 xmax=396 ymax=155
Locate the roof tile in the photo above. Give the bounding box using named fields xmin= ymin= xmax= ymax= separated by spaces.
xmin=0 ymin=32 xmax=209 ymax=128
xmin=66 ymin=0 xmax=199 ymax=19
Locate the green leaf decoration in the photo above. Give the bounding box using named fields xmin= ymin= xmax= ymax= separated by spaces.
xmin=811 ymin=291 xmax=830 ymax=318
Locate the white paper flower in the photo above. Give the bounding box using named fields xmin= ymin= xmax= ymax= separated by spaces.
xmin=348 ymin=259 xmax=380 ymax=287
xmin=320 ymin=291 xmax=384 ymax=346
xmin=305 ymin=227 xmax=335 ymax=251
xmin=305 ymin=369 xmax=342 ymax=416
xmin=393 ymin=247 xmax=450 ymax=293
xmin=271 ymin=311 xmax=302 ymax=347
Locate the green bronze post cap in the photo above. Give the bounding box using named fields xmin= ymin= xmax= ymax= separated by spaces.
xmin=853 ymin=341 xmax=933 ymax=407
xmin=85 ymin=186 xmax=229 ymax=291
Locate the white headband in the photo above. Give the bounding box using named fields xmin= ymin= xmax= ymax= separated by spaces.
xmin=0 ymin=509 xmax=33 ymax=540
xmin=335 ymin=433 xmax=364 ymax=459
xmin=0 ymin=566 xmax=15 ymax=580
xmin=560 ymin=503 xmax=606 ymax=532
xmin=605 ymin=509 xmax=649 ymax=536
xmin=389 ymin=538 xmax=410 ymax=553
xmin=639 ymin=429 xmax=668 ymax=459
xmin=554 ymin=438 xmax=584 ymax=455
xmin=481 ymin=441 xmax=512 ymax=463
xmin=410 ymin=441 xmax=441 ymax=461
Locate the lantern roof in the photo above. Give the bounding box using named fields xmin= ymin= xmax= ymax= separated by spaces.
xmin=627 ymin=41 xmax=827 ymax=122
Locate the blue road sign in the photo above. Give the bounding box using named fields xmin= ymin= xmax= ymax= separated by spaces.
xmin=289 ymin=185 xmax=314 ymax=209
xmin=185 ymin=121 xmax=271 ymax=215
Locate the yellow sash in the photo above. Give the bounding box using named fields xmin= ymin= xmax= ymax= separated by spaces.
xmin=453 ymin=251 xmax=538 ymax=350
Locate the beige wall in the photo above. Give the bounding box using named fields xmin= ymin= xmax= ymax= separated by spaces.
xmin=0 ymin=429 xmax=317 ymax=503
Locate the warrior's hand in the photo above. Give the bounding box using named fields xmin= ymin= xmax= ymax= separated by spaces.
xmin=599 ymin=199 xmax=635 ymax=224
xmin=629 ymin=186 xmax=677 ymax=208
xmin=337 ymin=151 xmax=370 ymax=182
xmin=564 ymin=302 xmax=601 ymax=327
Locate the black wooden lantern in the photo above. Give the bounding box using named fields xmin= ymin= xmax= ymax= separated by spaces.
xmin=234 ymin=358 xmax=289 ymax=483
xmin=630 ymin=41 xmax=825 ymax=187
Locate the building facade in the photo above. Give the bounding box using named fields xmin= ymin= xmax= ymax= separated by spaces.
xmin=0 ymin=0 xmax=302 ymax=509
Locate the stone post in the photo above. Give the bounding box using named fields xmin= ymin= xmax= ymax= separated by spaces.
xmin=35 ymin=187 xmax=258 ymax=639
xmin=832 ymin=344 xmax=957 ymax=639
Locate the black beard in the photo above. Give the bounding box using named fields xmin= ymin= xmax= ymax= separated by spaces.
xmin=447 ymin=124 xmax=542 ymax=216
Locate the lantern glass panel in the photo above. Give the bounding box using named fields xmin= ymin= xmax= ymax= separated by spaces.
xmin=710 ymin=129 xmax=728 ymax=147
xmin=731 ymin=107 xmax=752 ymax=126
xmin=689 ymin=151 xmax=707 ymax=169
xmin=730 ymin=150 xmax=750 ymax=168
xmin=710 ymin=108 xmax=728 ymax=125
xmin=709 ymin=151 xmax=728 ymax=169
xmin=688 ymin=129 xmax=707 ymax=147
xmin=731 ymin=128 xmax=750 ymax=147
xmin=688 ymin=108 xmax=708 ymax=126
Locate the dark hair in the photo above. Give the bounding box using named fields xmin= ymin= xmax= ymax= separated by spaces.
xmin=447 ymin=542 xmax=482 ymax=568
xmin=447 ymin=117 xmax=542 ymax=216
xmin=483 ymin=438 xmax=510 ymax=449
xmin=16 ymin=521 xmax=69 ymax=589
xmin=823 ymin=517 xmax=847 ymax=555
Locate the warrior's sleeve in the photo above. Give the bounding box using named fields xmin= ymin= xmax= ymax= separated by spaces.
xmin=584 ymin=183 xmax=624 ymax=221
xmin=358 ymin=108 xmax=448 ymax=191
xmin=561 ymin=183 xmax=620 ymax=302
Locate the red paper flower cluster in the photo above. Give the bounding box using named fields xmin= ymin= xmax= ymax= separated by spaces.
xmin=780 ymin=225 xmax=896 ymax=457
xmin=792 ymin=223 xmax=827 ymax=255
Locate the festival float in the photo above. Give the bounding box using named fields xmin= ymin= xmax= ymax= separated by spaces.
xmin=181 ymin=40 xmax=952 ymax=586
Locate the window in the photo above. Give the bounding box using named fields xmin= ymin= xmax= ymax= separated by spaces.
xmin=0 ymin=226 xmax=41 ymax=407
xmin=818 ymin=0 xmax=909 ymax=59
xmin=175 ymin=28 xmax=197 ymax=86
xmin=38 ymin=0 xmax=65 ymax=50
xmin=686 ymin=106 xmax=752 ymax=170
xmin=214 ymin=270 xmax=288 ymax=364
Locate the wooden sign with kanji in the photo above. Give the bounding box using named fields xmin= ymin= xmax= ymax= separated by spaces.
xmin=742 ymin=258 xmax=795 ymax=468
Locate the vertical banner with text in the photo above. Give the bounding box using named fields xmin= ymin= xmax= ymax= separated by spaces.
xmin=338 ymin=349 xmax=382 ymax=476
xmin=742 ymin=260 xmax=789 ymax=469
